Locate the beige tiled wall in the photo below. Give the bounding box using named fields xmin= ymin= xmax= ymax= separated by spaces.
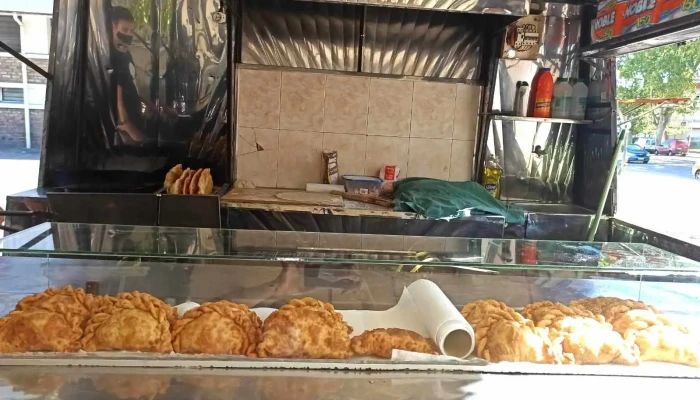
xmin=236 ymin=66 xmax=481 ymax=189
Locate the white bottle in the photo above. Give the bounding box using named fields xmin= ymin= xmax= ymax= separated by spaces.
xmin=552 ymin=77 xmax=573 ymax=118
xmin=570 ymin=79 xmax=589 ymax=120
xmin=587 ymin=78 xmax=602 ymax=120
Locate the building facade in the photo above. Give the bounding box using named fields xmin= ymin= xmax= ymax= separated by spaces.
xmin=0 ymin=0 xmax=52 ymax=149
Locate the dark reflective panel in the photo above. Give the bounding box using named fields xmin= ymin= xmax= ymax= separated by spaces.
xmin=44 ymin=0 xmax=229 ymax=190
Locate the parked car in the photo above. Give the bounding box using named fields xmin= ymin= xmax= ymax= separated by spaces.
xmin=635 ymin=137 xmax=657 ymax=153
xmin=626 ymin=144 xmax=650 ymax=164
xmin=693 ymin=161 xmax=700 ymax=179
xmin=655 ymin=139 xmax=689 ymax=156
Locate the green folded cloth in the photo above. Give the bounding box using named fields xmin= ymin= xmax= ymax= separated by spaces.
xmin=393 ymin=178 xmax=525 ymax=224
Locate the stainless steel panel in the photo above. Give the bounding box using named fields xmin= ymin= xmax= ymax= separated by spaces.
xmin=241 ymin=0 xmax=360 ymax=71
xmin=362 ymin=7 xmax=483 ymax=79
xmin=293 ymin=0 xmax=530 ymax=16
xmin=1 ymin=366 xmax=700 ymax=399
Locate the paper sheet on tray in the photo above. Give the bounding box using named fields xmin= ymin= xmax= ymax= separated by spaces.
xmin=178 ymin=279 xmax=475 ymax=359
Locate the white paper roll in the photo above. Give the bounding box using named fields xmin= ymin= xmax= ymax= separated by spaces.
xmin=404 ymin=280 xmax=475 ymax=359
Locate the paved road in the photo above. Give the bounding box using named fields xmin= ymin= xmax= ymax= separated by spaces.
xmin=617 ymin=153 xmax=700 ymax=244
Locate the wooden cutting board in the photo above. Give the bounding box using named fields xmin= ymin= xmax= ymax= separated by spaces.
xmin=222 ymin=188 xmax=344 ymax=207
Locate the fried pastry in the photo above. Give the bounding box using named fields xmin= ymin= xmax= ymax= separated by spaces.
xmin=93 ymin=375 xmax=170 ymax=400
xmin=608 ymin=308 xmax=700 ymax=366
xmin=461 ymin=300 xmax=525 ymax=356
xmin=15 ymin=286 xmax=95 ymax=325
xmin=257 ymin=299 xmax=353 ymax=359
xmin=521 ymin=301 xmax=639 ymax=365
xmin=82 ymin=291 xmax=175 ymax=353
xmin=481 ymin=319 xmax=562 ymax=363
xmin=198 ymin=168 xmax=213 ymax=195
xmin=164 ymin=164 xmax=183 ymax=193
xmin=0 ymin=308 xmax=83 ymax=352
xmin=171 ymin=168 xmax=191 ymax=195
xmin=350 ymin=328 xmax=438 ymax=359
xmin=570 ymin=297 xmax=657 ymax=321
xmin=182 ymin=170 xmax=195 ymax=195
xmin=172 ymin=301 xmax=262 ymax=356
xmin=522 ymin=301 xmax=604 ymax=327
xmin=188 ymin=168 xmax=204 ymax=195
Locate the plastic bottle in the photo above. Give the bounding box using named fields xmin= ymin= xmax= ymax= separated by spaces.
xmin=552 ymin=77 xmax=573 ymax=118
xmin=514 ymin=81 xmax=529 ymax=116
xmin=481 ymin=155 xmax=503 ymax=199
xmin=570 ymin=79 xmax=589 ymax=120
xmin=587 ymin=78 xmax=602 ymax=120
xmin=532 ymin=68 xmax=553 ymax=118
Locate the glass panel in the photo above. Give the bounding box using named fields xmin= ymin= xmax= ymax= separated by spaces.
xmin=1 ymin=223 xmax=700 ymax=275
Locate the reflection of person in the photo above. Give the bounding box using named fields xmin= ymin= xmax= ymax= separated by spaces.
xmin=110 ymin=6 xmax=146 ymax=145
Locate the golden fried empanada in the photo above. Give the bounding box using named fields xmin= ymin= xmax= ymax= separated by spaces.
xmin=481 ymin=319 xmax=562 ymax=363
xmin=16 ymin=286 xmax=96 ymax=325
xmin=257 ymin=299 xmax=353 ymax=359
xmin=164 ymin=164 xmax=183 ymax=193
xmin=197 ymin=168 xmax=214 ymax=195
xmin=172 ymin=301 xmax=262 ymax=356
xmin=350 ymin=328 xmax=438 ymax=359
xmin=171 ymin=168 xmax=191 ymax=195
xmin=521 ymin=301 xmax=602 ymax=327
xmin=608 ymin=308 xmax=699 ymax=366
xmin=82 ymin=292 xmax=175 ymax=353
xmin=93 ymin=375 xmax=170 ymax=400
xmin=570 ymin=297 xmax=657 ymax=321
xmin=0 ymin=309 xmax=83 ymax=352
xmin=189 ymin=168 xmax=204 ymax=195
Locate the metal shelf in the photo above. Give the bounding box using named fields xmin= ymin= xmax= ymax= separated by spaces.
xmin=581 ymin=12 xmax=700 ymax=58
xmin=488 ymin=114 xmax=592 ymax=124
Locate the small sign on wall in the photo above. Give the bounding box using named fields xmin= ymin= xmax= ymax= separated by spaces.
xmin=502 ymin=15 xmax=544 ymax=60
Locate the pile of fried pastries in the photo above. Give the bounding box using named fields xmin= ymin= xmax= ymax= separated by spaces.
xmin=462 ymin=297 xmax=700 ymax=367
xmin=0 ymin=287 xmax=437 ymax=359
xmin=164 ymin=164 xmax=214 ymax=195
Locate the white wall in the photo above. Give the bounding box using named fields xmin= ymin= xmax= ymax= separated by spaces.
xmin=0 ymin=0 xmax=52 ymax=15
xmin=21 ymin=14 xmax=50 ymax=55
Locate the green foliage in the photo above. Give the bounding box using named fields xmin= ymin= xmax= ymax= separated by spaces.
xmin=617 ymin=40 xmax=700 ymax=138
xmin=114 ymin=0 xmax=173 ymax=40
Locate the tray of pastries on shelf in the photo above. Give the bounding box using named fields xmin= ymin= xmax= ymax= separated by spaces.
xmin=0 ymin=286 xmax=698 ymax=368
xmin=0 ymin=287 xmax=439 ymax=360
xmin=461 ymin=298 xmax=700 ymax=367
xmin=164 ymin=164 xmax=214 ymax=195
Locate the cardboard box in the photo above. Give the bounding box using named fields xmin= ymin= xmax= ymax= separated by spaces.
xmin=592 ymin=0 xmax=626 ymax=43
xmin=622 ymin=0 xmax=662 ymax=34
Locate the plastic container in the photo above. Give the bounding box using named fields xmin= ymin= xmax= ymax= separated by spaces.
xmin=570 ymin=79 xmax=589 ymax=120
xmin=552 ymin=77 xmax=573 ymax=118
xmin=342 ymin=175 xmax=383 ymax=196
xmin=531 ymin=68 xmax=553 ymax=118
xmin=514 ymin=81 xmax=529 ymax=116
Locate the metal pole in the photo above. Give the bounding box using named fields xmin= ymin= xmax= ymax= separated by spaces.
xmin=13 ymin=14 xmax=30 ymax=150
xmin=0 ymin=41 xmax=51 ymax=80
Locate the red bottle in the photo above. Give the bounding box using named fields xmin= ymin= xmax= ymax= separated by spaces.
xmin=529 ymin=68 xmax=553 ymax=118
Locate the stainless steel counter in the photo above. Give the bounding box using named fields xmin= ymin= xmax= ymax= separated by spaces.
xmin=0 ymin=366 xmax=697 ymax=399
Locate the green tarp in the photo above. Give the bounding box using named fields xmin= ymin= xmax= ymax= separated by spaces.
xmin=393 ymin=178 xmax=525 ymax=224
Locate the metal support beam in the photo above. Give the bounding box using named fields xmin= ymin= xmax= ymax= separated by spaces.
xmin=0 ymin=39 xmax=51 ymax=80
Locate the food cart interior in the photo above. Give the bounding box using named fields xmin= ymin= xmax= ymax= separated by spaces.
xmin=2 ymin=0 xmax=700 ymax=398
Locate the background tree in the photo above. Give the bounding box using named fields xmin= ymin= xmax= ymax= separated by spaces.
xmin=617 ymin=39 xmax=700 ymax=144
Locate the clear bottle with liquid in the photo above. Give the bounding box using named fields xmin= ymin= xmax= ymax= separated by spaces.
xmin=481 ymin=155 xmax=503 ymax=199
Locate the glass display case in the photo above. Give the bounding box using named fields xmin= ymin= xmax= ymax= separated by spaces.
xmin=0 ymin=222 xmax=699 ymax=398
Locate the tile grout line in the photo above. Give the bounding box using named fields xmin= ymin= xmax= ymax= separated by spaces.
xmin=407 ymin=81 xmax=416 ymax=177
xmin=275 ymin=71 xmax=282 ymax=188
xmin=449 ymin=84 xmax=459 ymax=180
